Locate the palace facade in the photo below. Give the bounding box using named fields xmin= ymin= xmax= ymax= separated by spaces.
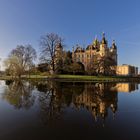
xmin=72 ymin=33 xmax=117 ymax=70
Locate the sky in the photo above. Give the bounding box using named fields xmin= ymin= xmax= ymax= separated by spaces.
xmin=0 ymin=0 xmax=140 ymax=70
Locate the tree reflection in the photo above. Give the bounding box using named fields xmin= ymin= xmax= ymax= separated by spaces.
xmin=35 ymin=81 xmax=60 ymax=125
xmin=35 ymin=81 xmax=85 ymax=125
xmin=3 ymin=80 xmax=35 ymax=109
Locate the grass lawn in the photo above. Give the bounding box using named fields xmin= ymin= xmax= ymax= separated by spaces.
xmin=0 ymin=74 xmax=139 ymax=82
xmin=53 ymin=74 xmax=139 ymax=82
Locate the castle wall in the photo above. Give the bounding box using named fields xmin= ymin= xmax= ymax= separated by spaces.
xmin=72 ymin=38 xmax=117 ymax=71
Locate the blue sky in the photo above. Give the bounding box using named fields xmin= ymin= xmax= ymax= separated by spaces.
xmin=0 ymin=0 xmax=140 ymax=69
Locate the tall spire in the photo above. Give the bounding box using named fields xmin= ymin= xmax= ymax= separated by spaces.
xmin=95 ymin=35 xmax=97 ymax=40
xmin=112 ymin=40 xmax=115 ymax=44
xmin=102 ymin=32 xmax=105 ymax=38
xmin=101 ymin=32 xmax=107 ymax=44
xmin=93 ymin=35 xmax=99 ymax=46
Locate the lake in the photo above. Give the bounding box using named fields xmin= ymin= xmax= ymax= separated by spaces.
xmin=0 ymin=80 xmax=140 ymax=140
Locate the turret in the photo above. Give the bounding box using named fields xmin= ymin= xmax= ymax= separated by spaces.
xmin=100 ymin=33 xmax=108 ymax=56
xmin=111 ymin=40 xmax=117 ymax=50
xmin=55 ymin=43 xmax=63 ymax=51
xmin=93 ymin=36 xmax=100 ymax=48
xmin=55 ymin=43 xmax=63 ymax=59
xmin=72 ymin=46 xmax=75 ymax=62
xmin=101 ymin=32 xmax=107 ymax=45
xmin=110 ymin=40 xmax=117 ymax=65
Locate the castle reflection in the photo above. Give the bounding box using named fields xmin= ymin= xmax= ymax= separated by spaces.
xmin=72 ymin=83 xmax=118 ymax=121
xmin=3 ymin=80 xmax=139 ymax=125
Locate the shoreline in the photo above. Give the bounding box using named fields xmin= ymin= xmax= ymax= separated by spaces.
xmin=0 ymin=75 xmax=139 ymax=82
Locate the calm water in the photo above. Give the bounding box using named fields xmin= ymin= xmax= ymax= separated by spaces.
xmin=0 ymin=80 xmax=140 ymax=140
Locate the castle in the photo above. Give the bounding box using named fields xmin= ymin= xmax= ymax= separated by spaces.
xmin=54 ymin=33 xmax=138 ymax=76
xmin=72 ymin=33 xmax=117 ymax=71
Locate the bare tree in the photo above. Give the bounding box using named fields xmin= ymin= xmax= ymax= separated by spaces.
xmin=4 ymin=45 xmax=37 ymax=78
xmin=40 ymin=33 xmax=63 ymax=74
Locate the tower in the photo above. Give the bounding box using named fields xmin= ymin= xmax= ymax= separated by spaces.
xmin=93 ymin=36 xmax=100 ymax=49
xmin=54 ymin=43 xmax=63 ymax=67
xmin=72 ymin=46 xmax=75 ymax=62
xmin=55 ymin=43 xmax=63 ymax=58
xmin=100 ymin=33 xmax=108 ymax=56
xmin=110 ymin=40 xmax=117 ymax=65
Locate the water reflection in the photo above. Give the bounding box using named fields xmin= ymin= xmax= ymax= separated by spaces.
xmin=3 ymin=80 xmax=35 ymax=109
xmin=113 ymin=83 xmax=138 ymax=92
xmin=2 ymin=80 xmax=139 ymax=125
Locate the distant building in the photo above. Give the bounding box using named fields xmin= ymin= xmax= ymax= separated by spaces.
xmin=116 ymin=64 xmax=138 ymax=76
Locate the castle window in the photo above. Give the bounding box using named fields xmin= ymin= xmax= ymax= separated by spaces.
xmin=77 ymin=58 xmax=79 ymax=61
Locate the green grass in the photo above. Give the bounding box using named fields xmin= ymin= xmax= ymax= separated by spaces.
xmin=0 ymin=75 xmax=48 ymax=80
xmin=0 ymin=76 xmax=13 ymax=80
xmin=0 ymin=74 xmax=139 ymax=82
xmin=53 ymin=74 xmax=139 ymax=82
xmin=22 ymin=75 xmax=48 ymax=79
